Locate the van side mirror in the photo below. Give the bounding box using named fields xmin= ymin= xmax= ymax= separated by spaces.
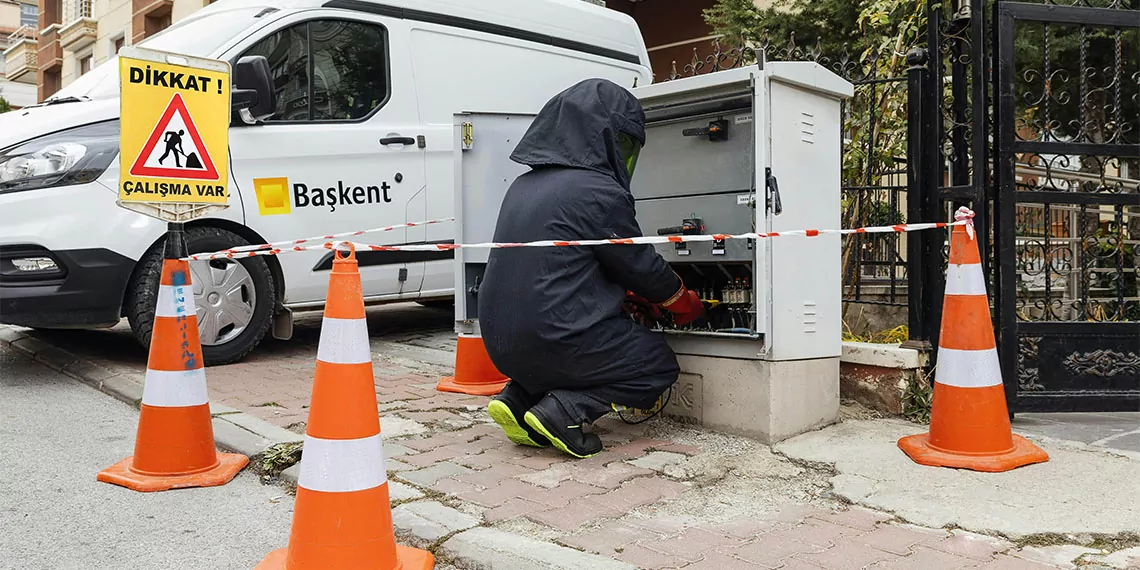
xmin=231 ymin=55 xmax=275 ymax=125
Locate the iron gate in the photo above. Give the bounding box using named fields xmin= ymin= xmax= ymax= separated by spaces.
xmin=663 ymin=0 xmax=1137 ymax=411
xmin=994 ymin=1 xmax=1139 ymax=411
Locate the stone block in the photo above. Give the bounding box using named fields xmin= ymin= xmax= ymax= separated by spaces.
xmin=667 ymin=354 xmax=840 ymax=444
xmin=839 ymin=343 xmax=929 ymax=415
xmin=11 ymin=336 xmax=51 ymax=357
xmin=99 ymin=374 xmax=145 ymax=405
xmin=380 ymin=415 xmax=429 ymax=438
xmin=927 ymin=530 xmax=1011 ymax=562
xmin=439 ymin=527 xmax=637 ymax=570
xmin=627 ymin=451 xmax=687 ymax=471
xmin=388 ymin=480 xmax=425 ymax=502
xmin=211 ymin=417 xmax=274 ymax=458
xmin=218 ymin=412 xmax=304 ymax=446
xmin=209 ymin=402 xmax=241 ymax=416
xmin=0 ymin=326 xmax=27 ymax=345
xmin=280 ymin=464 xmax=300 ymax=488
xmin=33 ymin=346 xmax=78 ymax=372
xmin=399 ymin=461 xmax=473 ymax=487
xmin=63 ymin=359 xmax=116 ymax=383
xmin=392 ymin=500 xmax=480 ymax=543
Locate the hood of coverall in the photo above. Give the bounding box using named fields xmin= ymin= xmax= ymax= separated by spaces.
xmin=509 ymin=78 xmax=646 ymax=191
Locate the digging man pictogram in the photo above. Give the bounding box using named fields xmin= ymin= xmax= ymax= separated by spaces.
xmin=159 ymin=129 xmax=186 ymax=168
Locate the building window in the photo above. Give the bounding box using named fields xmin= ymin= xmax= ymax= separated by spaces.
xmin=20 ymin=3 xmax=39 ymax=28
xmin=113 ymin=36 xmax=125 ymax=54
xmin=80 ymin=54 xmax=93 ymax=75
xmin=42 ymin=69 xmax=62 ymax=100
xmin=241 ymin=20 xmax=389 ymax=122
xmin=145 ymin=12 xmax=172 ymax=38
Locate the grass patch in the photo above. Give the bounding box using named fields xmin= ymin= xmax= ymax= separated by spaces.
xmin=1014 ymin=531 xmax=1140 ymax=552
xmin=902 ymin=367 xmax=934 ymax=425
xmin=843 ymin=323 xmax=910 ymax=344
xmin=258 ymin=441 xmax=303 ymax=476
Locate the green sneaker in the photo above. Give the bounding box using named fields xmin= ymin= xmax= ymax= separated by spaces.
xmin=487 ymin=398 xmax=550 ymax=448
xmin=523 ymin=397 xmax=603 ymax=459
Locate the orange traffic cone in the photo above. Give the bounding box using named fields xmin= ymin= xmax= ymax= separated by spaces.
xmin=257 ymin=244 xmax=433 ymax=570
xmin=435 ymin=333 xmax=509 ymax=396
xmin=98 ymin=227 xmax=248 ymax=492
xmin=898 ymin=208 xmax=1049 ymax=472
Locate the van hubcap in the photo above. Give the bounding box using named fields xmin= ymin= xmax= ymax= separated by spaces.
xmin=187 ymin=259 xmax=257 ymax=346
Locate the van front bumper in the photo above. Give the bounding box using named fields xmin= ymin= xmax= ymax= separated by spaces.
xmin=0 ymin=245 xmax=135 ymax=328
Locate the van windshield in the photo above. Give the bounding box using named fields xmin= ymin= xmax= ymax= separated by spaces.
xmin=51 ymin=7 xmax=270 ymax=101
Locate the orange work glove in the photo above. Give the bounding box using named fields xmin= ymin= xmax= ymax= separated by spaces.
xmin=660 ymin=287 xmax=704 ymax=327
xmin=624 ymin=291 xmax=665 ymax=322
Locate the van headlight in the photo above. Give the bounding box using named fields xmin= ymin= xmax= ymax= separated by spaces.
xmin=0 ymin=120 xmax=120 ymax=194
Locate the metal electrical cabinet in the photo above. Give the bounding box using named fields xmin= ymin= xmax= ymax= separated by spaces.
xmin=453 ymin=64 xmax=853 ymax=443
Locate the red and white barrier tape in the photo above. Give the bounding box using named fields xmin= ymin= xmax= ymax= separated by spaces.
xmin=186 ymin=217 xmax=456 ymax=259
xmin=185 ymin=210 xmax=976 ymax=262
xmin=954 ymin=206 xmax=976 ymax=239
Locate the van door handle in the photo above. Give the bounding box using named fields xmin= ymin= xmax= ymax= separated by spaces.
xmin=379 ymin=136 xmax=416 ymax=146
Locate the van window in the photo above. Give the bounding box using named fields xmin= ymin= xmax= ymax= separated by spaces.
xmin=242 ymin=20 xmax=389 ymax=122
xmin=243 ymin=25 xmax=310 ymax=121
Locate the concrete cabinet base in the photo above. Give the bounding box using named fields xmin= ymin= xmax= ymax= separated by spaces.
xmin=663 ymin=355 xmax=840 ymax=444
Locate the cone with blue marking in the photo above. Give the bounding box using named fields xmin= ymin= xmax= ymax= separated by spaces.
xmin=98 ymin=226 xmax=248 ymax=492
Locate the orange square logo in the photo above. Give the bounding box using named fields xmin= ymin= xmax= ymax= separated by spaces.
xmin=253 ymin=177 xmax=291 ymax=216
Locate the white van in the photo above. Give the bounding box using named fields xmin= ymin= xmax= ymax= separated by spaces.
xmin=0 ymin=0 xmax=651 ymax=364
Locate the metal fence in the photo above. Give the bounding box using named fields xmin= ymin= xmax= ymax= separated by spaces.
xmin=7 ymin=25 xmax=36 ymax=42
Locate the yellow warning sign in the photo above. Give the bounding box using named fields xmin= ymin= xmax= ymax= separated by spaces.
xmin=118 ymin=48 xmax=230 ymax=206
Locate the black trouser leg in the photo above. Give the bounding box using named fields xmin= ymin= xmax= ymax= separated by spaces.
xmin=546 ymin=367 xmax=679 ymax=425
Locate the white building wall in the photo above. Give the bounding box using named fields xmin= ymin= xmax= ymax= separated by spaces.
xmin=0 ymin=78 xmax=36 ymax=107
xmin=92 ymin=0 xmax=129 ymax=64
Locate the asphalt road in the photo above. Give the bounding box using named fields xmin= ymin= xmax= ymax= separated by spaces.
xmin=0 ymin=346 xmax=294 ymax=570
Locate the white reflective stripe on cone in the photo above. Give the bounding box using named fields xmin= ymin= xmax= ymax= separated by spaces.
xmin=934 ymin=347 xmax=1003 ymax=388
xmin=155 ymin=284 xmax=197 ymax=318
xmin=458 ymin=333 xmax=482 ymax=339
xmin=141 ymin=368 xmax=209 ymax=407
xmin=298 ymin=433 xmax=387 ymax=493
xmin=944 ymin=263 xmax=988 ymax=297
xmin=316 ymin=318 xmax=372 ymax=364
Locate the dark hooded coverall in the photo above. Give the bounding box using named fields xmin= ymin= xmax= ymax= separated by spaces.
xmin=477 ymin=78 xmax=682 ymax=427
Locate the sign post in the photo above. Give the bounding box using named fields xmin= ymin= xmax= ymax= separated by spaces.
xmin=97 ymin=48 xmax=250 ymax=493
xmin=118 ymin=46 xmax=231 ymax=217
xmin=117 ymin=46 xmax=231 ymax=251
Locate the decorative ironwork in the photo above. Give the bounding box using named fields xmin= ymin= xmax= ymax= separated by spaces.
xmin=658 ymin=0 xmax=1138 ymax=411
xmin=995 ymin=0 xmax=1139 ymax=412
xmin=1018 ymin=337 xmax=1045 ymax=391
xmin=1063 ymin=349 xmax=1140 ymax=377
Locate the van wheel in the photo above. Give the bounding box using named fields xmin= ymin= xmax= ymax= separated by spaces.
xmin=126 ymin=226 xmax=276 ymax=366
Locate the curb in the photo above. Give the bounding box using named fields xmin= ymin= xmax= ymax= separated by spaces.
xmin=2 ymin=325 xmax=627 ymax=569
xmin=0 ymin=325 xmax=303 ymax=460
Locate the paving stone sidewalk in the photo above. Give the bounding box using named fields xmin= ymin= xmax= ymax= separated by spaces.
xmin=3 ymin=305 xmax=1138 ymax=570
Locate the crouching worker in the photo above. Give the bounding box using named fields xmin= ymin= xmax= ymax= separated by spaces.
xmin=478 ymin=78 xmax=705 ymax=459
